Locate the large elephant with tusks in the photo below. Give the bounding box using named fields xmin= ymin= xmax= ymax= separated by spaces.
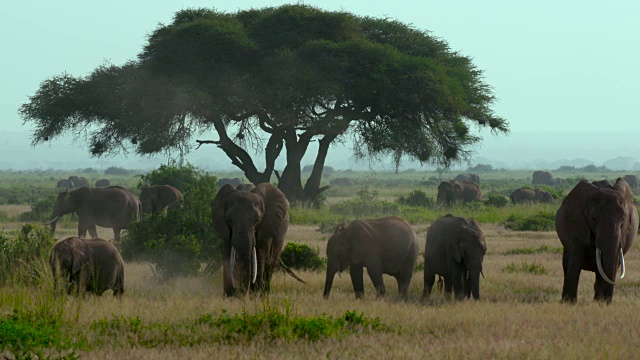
xmin=47 ymin=186 xmax=141 ymax=241
xmin=212 ymin=183 xmax=290 ymax=296
xmin=556 ymin=179 xmax=639 ymax=303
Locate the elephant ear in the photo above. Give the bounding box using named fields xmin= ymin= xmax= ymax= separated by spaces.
xmin=69 ymin=238 xmax=88 ymax=274
xmin=558 ymin=181 xmax=595 ymax=245
xmin=614 ymin=178 xmax=633 ymax=200
xmin=450 ymin=241 xmax=462 ymax=263
xmin=212 ymin=184 xmax=237 ymax=240
xmin=334 ymin=223 xmax=345 ymax=234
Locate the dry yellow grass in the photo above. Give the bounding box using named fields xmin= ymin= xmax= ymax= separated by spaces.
xmin=3 ymin=220 xmax=640 ymax=359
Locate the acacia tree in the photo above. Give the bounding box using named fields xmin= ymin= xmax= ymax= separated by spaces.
xmin=20 ymin=5 xmax=508 ymax=202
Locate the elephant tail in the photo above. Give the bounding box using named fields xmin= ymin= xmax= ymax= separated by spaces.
xmin=437 ymin=275 xmax=444 ymax=293
xmin=279 ymin=259 xmax=306 ymax=283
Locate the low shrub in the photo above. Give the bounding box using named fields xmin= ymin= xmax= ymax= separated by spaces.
xmin=397 ymin=189 xmax=435 ymax=208
xmin=503 ymin=261 xmax=547 ymax=275
xmin=279 ymin=242 xmax=326 ymax=271
xmin=0 ymin=224 xmax=56 ymax=285
xmin=484 ymin=193 xmax=509 ymax=207
xmin=18 ymin=195 xmax=57 ymax=222
xmin=504 ymin=211 xmax=555 ymax=231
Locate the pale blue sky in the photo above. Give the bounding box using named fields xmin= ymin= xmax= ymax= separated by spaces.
xmin=1 ymin=1 xmax=639 ymax=169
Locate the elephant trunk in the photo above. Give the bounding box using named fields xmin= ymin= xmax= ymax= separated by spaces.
xmin=230 ymin=231 xmax=257 ymax=294
xmin=596 ymin=247 xmax=624 ymax=285
xmin=469 ymin=269 xmax=481 ymax=300
xmin=45 ymin=216 xmax=59 ymax=233
xmin=323 ymin=262 xmax=338 ymax=299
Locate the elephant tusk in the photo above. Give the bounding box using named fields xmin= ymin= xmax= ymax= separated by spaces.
xmin=481 ymin=270 xmax=485 ymax=279
xmin=44 ymin=216 xmax=59 ymax=225
xmin=596 ymin=248 xmax=616 ymax=285
xmin=620 ymin=248 xmax=626 ymax=279
xmin=251 ymin=247 xmax=257 ymax=284
xmin=230 ymin=247 xmax=236 ymax=289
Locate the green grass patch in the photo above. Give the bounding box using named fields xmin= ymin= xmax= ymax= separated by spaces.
xmin=503 ymin=211 xmax=556 ymax=231
xmin=504 ymin=245 xmax=563 ymax=255
xmin=503 ymin=261 xmax=547 ymax=275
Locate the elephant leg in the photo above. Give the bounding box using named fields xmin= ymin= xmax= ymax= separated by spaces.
xmin=222 ymin=258 xmax=235 ymax=297
xmin=443 ymin=276 xmax=453 ymax=300
xmin=593 ymin=273 xmax=614 ymax=303
xmin=366 ymin=267 xmax=386 ymax=298
xmin=423 ymin=269 xmax=436 ymax=299
xmin=113 ymin=228 xmax=121 ymax=242
xmin=463 ymin=270 xmax=471 ymax=299
xmin=396 ymin=276 xmax=410 ymax=301
xmin=89 ymin=226 xmax=98 ymax=239
xmin=561 ymin=250 xmax=583 ymax=303
xmin=349 ymin=265 xmax=365 ymax=299
xmin=450 ymin=265 xmax=465 ymax=300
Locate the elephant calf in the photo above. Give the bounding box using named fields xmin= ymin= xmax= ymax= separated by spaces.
xmin=50 ymin=237 xmax=125 ymax=296
xmin=423 ymin=214 xmax=486 ymax=300
xmin=323 ymin=216 xmax=419 ymax=300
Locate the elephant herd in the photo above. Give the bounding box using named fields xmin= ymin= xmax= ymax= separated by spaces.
xmin=49 ymin=177 xmax=639 ymax=305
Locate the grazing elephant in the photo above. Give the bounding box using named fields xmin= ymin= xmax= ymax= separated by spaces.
xmin=623 ymin=175 xmax=638 ymax=189
xmin=592 ymin=179 xmax=613 ymax=188
xmin=323 ymin=216 xmax=419 ymax=300
xmin=217 ymin=177 xmax=244 ymax=188
xmin=509 ymin=187 xmax=553 ymax=204
xmin=532 ymin=171 xmax=554 ymax=185
xmin=423 ymin=214 xmax=487 ymax=300
xmin=437 ymin=180 xmax=482 ymax=206
xmin=212 ymin=183 xmax=290 ymax=296
xmin=140 ymin=185 xmax=184 ymax=215
xmin=95 ymin=179 xmax=111 ymax=188
xmin=46 ymin=186 xmax=141 ymax=242
xmin=56 ymin=179 xmax=74 ymax=188
xmin=455 ymin=173 xmax=480 ymax=184
xmin=555 ymin=179 xmax=639 ymax=303
xmin=49 ymin=237 xmax=124 ymax=296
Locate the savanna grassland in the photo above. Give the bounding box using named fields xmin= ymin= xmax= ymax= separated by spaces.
xmin=2 ymin=168 xmax=640 ymax=359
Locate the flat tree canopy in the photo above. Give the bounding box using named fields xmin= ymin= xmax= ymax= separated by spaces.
xmin=20 ymin=5 xmax=508 ymax=201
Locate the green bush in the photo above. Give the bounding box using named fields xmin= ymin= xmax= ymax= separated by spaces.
xmin=0 ymin=224 xmax=56 ymax=285
xmin=504 ymin=211 xmax=555 ymax=231
xmin=279 ymin=242 xmax=326 ymax=271
xmin=18 ymin=195 xmax=57 ymax=222
xmin=397 ymin=189 xmax=435 ymax=208
xmin=329 ymin=186 xmax=401 ymax=218
xmin=503 ymin=261 xmax=547 ymax=275
xmin=484 ymin=193 xmax=509 ymax=207
xmin=120 ymin=164 xmax=219 ymax=278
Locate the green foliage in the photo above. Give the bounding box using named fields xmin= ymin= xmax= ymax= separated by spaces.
xmin=0 ymin=224 xmax=56 ymax=285
xmin=18 ymin=195 xmax=57 ymax=222
xmin=90 ymin=302 xmax=389 ymax=346
xmin=484 ymin=193 xmax=509 ymax=207
xmin=280 ymin=242 xmax=326 ymax=271
xmin=329 ymin=187 xmax=401 ymax=218
xmin=468 ymin=163 xmax=494 ymax=172
xmin=504 ymin=211 xmax=556 ymax=231
xmin=120 ymin=164 xmax=218 ymax=278
xmin=397 ymin=189 xmax=435 ymax=208
xmin=503 ymin=261 xmax=547 ymax=275
xmin=0 ymin=186 xmax=58 ymax=205
xmin=505 ymin=245 xmax=563 ymax=255
xmin=538 ymin=186 xmax=564 ymax=200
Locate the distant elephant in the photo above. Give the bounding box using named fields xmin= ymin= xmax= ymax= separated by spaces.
xmin=68 ymin=175 xmax=82 ymax=187
xmin=323 ymin=216 xmax=419 ymax=300
xmin=49 ymin=237 xmax=124 ymax=296
xmin=592 ymin=179 xmax=613 ymax=188
xmin=140 ymin=185 xmax=184 ymax=215
xmin=623 ymin=175 xmax=638 ymax=189
xmin=95 ymin=179 xmax=111 ymax=188
xmin=532 ymin=171 xmax=554 ymax=185
xmin=56 ymin=179 xmax=74 ymax=188
xmin=46 ymin=186 xmax=141 ymax=242
xmin=556 ymin=179 xmax=639 ymax=303
xmin=217 ymin=177 xmax=243 ymax=188
xmin=437 ymin=180 xmax=482 ymax=206
xmin=423 ymin=214 xmax=486 ymax=300
xmin=509 ymin=187 xmax=553 ymax=204
xmin=330 ymin=178 xmax=355 ymax=186
xmin=454 ymin=173 xmax=480 ymax=184
xmin=212 ymin=183 xmax=290 ymax=296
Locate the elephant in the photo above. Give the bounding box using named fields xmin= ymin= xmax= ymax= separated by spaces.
xmin=212 ymin=183 xmax=290 ymax=296
xmin=509 ymin=187 xmax=553 ymax=204
xmin=95 ymin=179 xmax=111 ymax=188
xmin=423 ymin=214 xmax=486 ymax=300
xmin=555 ymin=179 xmax=639 ymax=303
xmin=217 ymin=177 xmax=244 ymax=188
xmin=592 ymin=179 xmax=613 ymax=188
xmin=46 ymin=186 xmax=141 ymax=242
xmin=437 ymin=180 xmax=482 ymax=206
xmin=623 ymin=175 xmax=638 ymax=189
xmin=532 ymin=171 xmax=554 ymax=185
xmin=56 ymin=179 xmax=74 ymax=188
xmin=67 ymin=176 xmax=90 ymax=188
xmin=454 ymin=173 xmax=480 ymax=184
xmin=140 ymin=184 xmax=184 ymax=215
xmin=323 ymin=216 xmax=419 ymax=300
xmin=49 ymin=237 xmax=124 ymax=296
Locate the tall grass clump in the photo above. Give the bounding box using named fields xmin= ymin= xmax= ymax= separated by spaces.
xmin=0 ymin=224 xmax=56 ymax=285
xmin=18 ymin=195 xmax=57 ymax=222
xmin=397 ymin=189 xmax=435 ymax=208
xmin=121 ymin=164 xmax=219 ymax=278
xmin=280 ymin=242 xmax=326 ymax=270
xmin=503 ymin=261 xmax=548 ymax=275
